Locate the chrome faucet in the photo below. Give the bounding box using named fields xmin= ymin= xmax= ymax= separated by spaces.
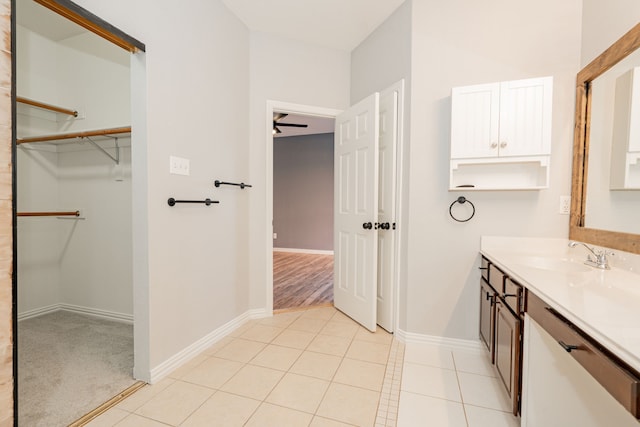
xmin=568 ymin=241 xmax=612 ymax=270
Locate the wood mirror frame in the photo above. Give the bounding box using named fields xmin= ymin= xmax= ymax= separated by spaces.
xmin=570 ymin=22 xmax=640 ymax=255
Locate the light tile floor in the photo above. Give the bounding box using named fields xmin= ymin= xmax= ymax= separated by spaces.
xmin=86 ymin=308 xmax=519 ymax=427
xmin=397 ymin=342 xmax=519 ymax=427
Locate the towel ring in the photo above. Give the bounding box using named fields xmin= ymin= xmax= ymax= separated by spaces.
xmin=449 ymin=196 xmax=475 ymax=222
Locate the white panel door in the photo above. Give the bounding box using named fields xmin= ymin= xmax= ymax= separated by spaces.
xmin=499 ymin=77 xmax=553 ymax=157
xmin=450 ymin=82 xmax=500 ymax=159
xmin=334 ymin=93 xmax=379 ymax=332
xmin=376 ymin=89 xmax=397 ymax=333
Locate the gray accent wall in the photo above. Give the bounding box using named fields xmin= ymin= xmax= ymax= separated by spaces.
xmin=274 ymin=133 xmax=334 ymax=251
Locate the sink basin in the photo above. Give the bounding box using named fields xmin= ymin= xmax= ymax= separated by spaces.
xmin=513 ymin=256 xmax=592 ymax=274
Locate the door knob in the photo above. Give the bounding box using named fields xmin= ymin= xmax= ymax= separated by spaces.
xmin=362 ymin=222 xmax=373 ymax=230
xmin=380 ymin=222 xmax=390 ymax=230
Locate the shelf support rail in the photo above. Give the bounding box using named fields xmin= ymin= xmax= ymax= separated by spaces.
xmin=18 ymin=211 xmax=80 ymax=217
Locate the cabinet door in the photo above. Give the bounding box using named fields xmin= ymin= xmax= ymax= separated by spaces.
xmin=498 ymin=77 xmax=552 ymax=157
xmin=451 ymin=82 xmax=500 ymax=159
xmin=479 ymin=279 xmax=496 ymax=358
xmin=495 ymin=299 xmax=521 ymax=415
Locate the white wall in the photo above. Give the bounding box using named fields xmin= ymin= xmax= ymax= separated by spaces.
xmin=71 ymin=0 xmax=251 ymax=379
xmin=16 ymin=148 xmax=60 ymax=314
xmin=581 ymin=0 xmax=640 ymax=67
xmin=247 ymin=32 xmax=350 ymax=310
xmin=57 ymin=146 xmax=133 ymax=317
xmin=16 ymin=27 xmax=61 ymax=315
xmin=350 ymin=2 xmax=411 ymax=104
xmin=404 ymin=0 xmax=582 ymax=339
xmin=57 ymin=32 xmax=131 ymax=132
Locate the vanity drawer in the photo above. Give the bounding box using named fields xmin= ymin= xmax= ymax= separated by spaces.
xmin=503 ymin=277 xmax=523 ymax=316
xmin=489 ymin=264 xmax=505 ymax=292
xmin=528 ymin=291 xmax=640 ymax=418
xmin=480 ymin=256 xmax=490 ymax=281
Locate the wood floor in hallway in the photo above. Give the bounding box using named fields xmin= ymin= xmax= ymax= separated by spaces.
xmin=273 ymin=251 xmax=334 ymax=310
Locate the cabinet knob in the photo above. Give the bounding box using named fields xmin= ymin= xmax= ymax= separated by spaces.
xmin=500 ymin=141 xmax=507 ymax=148
xmin=490 ymin=142 xmax=498 ymax=148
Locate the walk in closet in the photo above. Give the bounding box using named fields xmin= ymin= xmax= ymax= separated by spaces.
xmin=16 ymin=0 xmax=135 ymax=424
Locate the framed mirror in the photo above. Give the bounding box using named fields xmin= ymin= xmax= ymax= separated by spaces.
xmin=570 ymin=22 xmax=640 ymax=254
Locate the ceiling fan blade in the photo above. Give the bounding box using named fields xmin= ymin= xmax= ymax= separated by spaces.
xmin=273 ymin=113 xmax=288 ymax=122
xmin=274 ymin=125 xmax=282 ymax=134
xmin=276 ymin=123 xmax=308 ymax=128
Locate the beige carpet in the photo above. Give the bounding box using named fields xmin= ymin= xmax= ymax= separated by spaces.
xmin=18 ymin=311 xmax=136 ymax=426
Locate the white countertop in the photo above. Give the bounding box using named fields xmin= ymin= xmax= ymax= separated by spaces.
xmin=481 ymin=236 xmax=640 ymax=372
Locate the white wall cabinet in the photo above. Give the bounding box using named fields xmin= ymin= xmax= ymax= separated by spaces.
xmin=610 ymin=67 xmax=640 ymax=190
xmin=450 ymin=76 xmax=553 ymax=190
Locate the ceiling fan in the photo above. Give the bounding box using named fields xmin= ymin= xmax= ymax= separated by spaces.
xmin=273 ymin=113 xmax=308 ymax=134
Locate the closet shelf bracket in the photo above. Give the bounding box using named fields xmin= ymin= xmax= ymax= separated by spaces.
xmin=86 ymin=135 xmax=120 ymax=164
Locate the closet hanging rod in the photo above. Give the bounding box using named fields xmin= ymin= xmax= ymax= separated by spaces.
xmin=167 ymin=198 xmax=220 ymax=206
xmin=214 ymin=180 xmax=252 ymax=189
xmin=16 ymin=96 xmax=78 ymax=117
xmin=17 ymin=126 xmax=131 ymax=145
xmin=18 ymin=211 xmax=80 ymax=217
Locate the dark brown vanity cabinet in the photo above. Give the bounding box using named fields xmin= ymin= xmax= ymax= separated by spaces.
xmin=479 ymin=257 xmax=496 ymax=356
xmin=494 ymin=297 xmax=521 ymax=415
xmin=479 ymin=256 xmax=524 ymax=416
xmin=479 ymin=277 xmax=496 ymax=356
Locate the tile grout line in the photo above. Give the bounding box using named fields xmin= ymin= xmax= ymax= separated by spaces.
xmin=451 ymin=350 xmax=471 ymax=427
xmin=244 ymin=308 xmax=364 ymax=426
xmin=375 ymin=337 xmax=404 ymax=427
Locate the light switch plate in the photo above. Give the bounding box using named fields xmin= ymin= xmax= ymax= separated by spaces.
xmin=559 ymin=195 xmax=571 ymax=215
xmin=169 ymin=155 xmax=190 ymax=176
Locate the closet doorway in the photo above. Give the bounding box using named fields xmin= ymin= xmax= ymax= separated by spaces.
xmin=14 ymin=0 xmax=145 ymax=425
xmin=272 ymin=112 xmax=336 ymax=311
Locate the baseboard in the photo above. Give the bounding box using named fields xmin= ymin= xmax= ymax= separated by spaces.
xmin=273 ymin=247 xmax=334 ymax=255
xmin=17 ymin=303 xmax=133 ymax=324
xmin=59 ymin=304 xmax=134 ymax=324
xmin=17 ymin=304 xmax=60 ymax=321
xmin=395 ymin=329 xmax=484 ymax=352
xmin=247 ymin=308 xmax=270 ymax=320
xmin=149 ymin=309 xmax=265 ymax=383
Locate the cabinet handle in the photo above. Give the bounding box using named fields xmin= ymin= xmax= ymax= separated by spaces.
xmin=558 ymin=341 xmax=579 ymax=353
xmin=502 ymin=293 xmax=517 ymax=299
xmin=500 ymin=141 xmax=507 ymax=148
xmin=490 ymin=142 xmax=498 ymax=148
xmin=486 ymin=291 xmax=492 ymax=301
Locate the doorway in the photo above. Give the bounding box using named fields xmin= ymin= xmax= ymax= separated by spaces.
xmin=272 ymin=112 xmax=336 ymax=311
xmin=266 ymin=80 xmax=404 ymax=332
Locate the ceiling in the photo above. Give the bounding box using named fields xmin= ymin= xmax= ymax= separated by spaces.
xmin=16 ymin=0 xmax=85 ymax=41
xmin=274 ymin=113 xmax=334 ymax=138
xmin=18 ymin=0 xmax=406 ymax=52
xmin=222 ymin=0 xmax=406 ymax=51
